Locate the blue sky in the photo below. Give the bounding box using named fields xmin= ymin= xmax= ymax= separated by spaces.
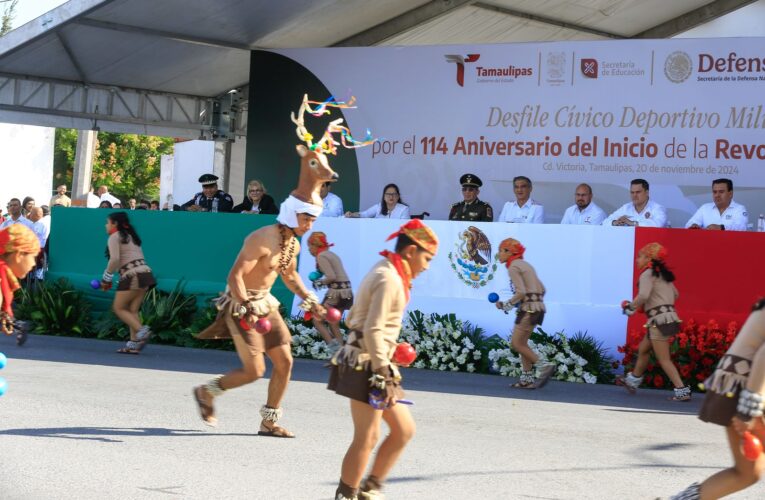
xmin=7 ymin=0 xmax=68 ymax=28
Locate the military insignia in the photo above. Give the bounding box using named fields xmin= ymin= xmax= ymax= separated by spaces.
xmin=447 ymin=226 xmax=498 ymax=288
xmin=645 ymin=212 xmax=651 ymax=218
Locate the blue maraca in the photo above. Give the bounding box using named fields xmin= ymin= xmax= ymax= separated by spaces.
xmin=90 ymin=279 xmax=101 ymax=290
xmin=0 ymin=377 xmax=6 ymax=396
xmin=308 ymin=270 xmax=324 ymax=282
xmin=488 ymin=292 xmax=499 ymax=303
xmin=369 ymin=389 xmax=414 ymax=409
xmin=0 ymin=352 xmax=6 ymax=369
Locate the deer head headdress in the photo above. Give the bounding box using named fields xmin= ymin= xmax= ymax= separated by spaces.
xmin=276 ymin=94 xmax=376 ymax=228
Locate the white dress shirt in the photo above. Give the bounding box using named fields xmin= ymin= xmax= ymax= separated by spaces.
xmin=603 ymin=200 xmax=667 ymax=228
xmin=321 ymin=192 xmax=344 ymax=217
xmin=0 ymin=215 xmax=34 ymax=230
xmin=560 ymin=202 xmax=607 ymax=225
xmin=359 ymin=202 xmax=410 ymax=219
xmin=498 ymin=199 xmax=544 ymax=223
xmin=100 ymin=192 xmax=121 ymax=206
xmin=685 ymin=200 xmax=748 ymax=231
xmin=31 ymin=220 xmax=48 ymax=247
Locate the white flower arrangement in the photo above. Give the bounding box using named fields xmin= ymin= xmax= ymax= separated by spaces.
xmin=284 ymin=317 xmax=340 ymax=360
xmin=398 ymin=311 xmax=482 ymax=373
xmin=283 ymin=312 xmax=609 ymax=385
xmin=487 ymin=331 xmax=598 ymax=384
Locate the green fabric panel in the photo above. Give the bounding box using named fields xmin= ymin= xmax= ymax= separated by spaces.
xmin=47 ymin=207 xmax=295 ymax=312
xmin=244 ymin=50 xmax=361 ymax=211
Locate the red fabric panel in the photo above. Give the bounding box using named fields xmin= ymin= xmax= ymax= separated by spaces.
xmin=627 ymin=227 xmax=765 ymax=334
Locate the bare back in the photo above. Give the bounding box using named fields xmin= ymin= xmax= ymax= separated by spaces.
xmin=227 ymin=224 xmax=300 ymax=302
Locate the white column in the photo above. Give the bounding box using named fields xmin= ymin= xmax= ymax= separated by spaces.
xmin=71 ymin=130 xmax=97 ymax=199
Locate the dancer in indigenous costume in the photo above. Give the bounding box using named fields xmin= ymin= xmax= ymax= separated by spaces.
xmin=617 ymin=242 xmax=690 ymax=401
xmin=495 ymin=238 xmax=556 ymax=389
xmin=329 ymin=219 xmax=438 ymax=500
xmin=194 ymin=93 xmax=375 ymax=436
xmin=307 ymin=231 xmax=353 ymax=352
xmin=101 ymin=212 xmax=157 ymax=354
xmin=0 ymin=225 xmax=40 ymax=337
xmin=669 ymin=299 xmax=765 ymax=499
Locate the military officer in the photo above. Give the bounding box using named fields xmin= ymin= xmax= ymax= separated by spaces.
xmin=181 ymin=174 xmax=234 ymax=213
xmin=448 ymin=173 xmax=493 ymax=222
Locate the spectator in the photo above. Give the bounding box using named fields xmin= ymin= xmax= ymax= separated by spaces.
xmin=50 ymin=185 xmax=71 ymax=207
xmin=27 ymin=208 xmax=48 ymax=247
xmin=603 ymin=179 xmax=666 ymax=227
xmin=345 ymin=183 xmax=410 ymax=219
xmin=685 ymin=178 xmax=748 ymax=231
xmin=448 ymin=173 xmax=493 ymax=222
xmin=85 ymin=188 xmax=101 ymax=208
xmin=138 ymin=200 xmax=150 ymax=210
xmin=113 ymin=202 xmax=123 ymax=209
xmin=99 ymin=200 xmax=113 ymax=209
xmin=27 ymin=207 xmax=49 ymax=282
xmin=232 ymin=179 xmax=278 ymax=214
xmin=498 ymin=176 xmax=544 ymax=223
xmin=128 ymin=198 xmax=137 ymax=210
xmin=560 ymin=183 xmax=607 ymax=225
xmin=97 ymin=185 xmax=121 ymax=206
xmin=320 ymin=181 xmax=344 ymax=217
xmin=21 ymin=197 xmax=35 ymax=218
xmin=0 ymin=199 xmax=34 ymax=230
xmin=149 ymin=200 xmax=160 ymax=210
xmin=180 ymin=174 xmax=234 ymax=213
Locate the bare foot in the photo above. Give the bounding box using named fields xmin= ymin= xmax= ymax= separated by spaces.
xmin=193 ymin=386 xmax=217 ymax=427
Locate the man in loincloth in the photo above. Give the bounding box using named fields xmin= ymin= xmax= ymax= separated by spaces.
xmin=193 ymin=195 xmax=326 ymax=437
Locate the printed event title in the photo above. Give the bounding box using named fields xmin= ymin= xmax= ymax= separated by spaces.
xmin=370 ymin=104 xmax=765 ymax=168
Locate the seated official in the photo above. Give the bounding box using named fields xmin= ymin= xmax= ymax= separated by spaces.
xmin=181 ymin=174 xmax=234 ymax=213
xmin=320 ymin=182 xmax=344 ymax=217
xmin=345 ymin=183 xmax=410 ymax=219
xmin=560 ymin=183 xmax=606 ymax=225
xmin=498 ymin=176 xmax=544 ymax=223
xmin=448 ymin=173 xmax=493 ymax=222
xmin=232 ymin=179 xmax=278 ymax=214
xmin=603 ymin=179 xmax=666 ymax=227
xmin=685 ymin=178 xmax=748 ymax=231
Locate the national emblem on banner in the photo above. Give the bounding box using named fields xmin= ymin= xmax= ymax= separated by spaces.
xmin=447 ymin=226 xmax=497 ymax=288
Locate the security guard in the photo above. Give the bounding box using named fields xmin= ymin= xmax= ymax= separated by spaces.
xmin=181 ymin=174 xmax=234 ymax=213
xmin=448 ymin=173 xmax=493 ymax=221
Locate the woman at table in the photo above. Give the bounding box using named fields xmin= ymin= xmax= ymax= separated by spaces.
xmin=345 ymin=183 xmax=410 ymax=219
xmin=232 ymin=180 xmax=278 ymax=214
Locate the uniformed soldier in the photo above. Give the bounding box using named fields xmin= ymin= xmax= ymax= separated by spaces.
xmin=448 ymin=173 xmax=493 ymax=222
xmin=181 ymin=174 xmax=234 ymax=213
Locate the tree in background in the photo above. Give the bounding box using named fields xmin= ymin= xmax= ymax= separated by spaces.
xmin=0 ymin=0 xmax=18 ymax=36
xmin=53 ymin=129 xmax=174 ymax=201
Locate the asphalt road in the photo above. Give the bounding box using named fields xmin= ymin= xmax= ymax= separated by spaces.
xmin=0 ymin=335 xmax=762 ymax=500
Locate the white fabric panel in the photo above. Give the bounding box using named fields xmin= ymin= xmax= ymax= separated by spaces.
xmin=294 ymin=219 xmax=634 ymax=355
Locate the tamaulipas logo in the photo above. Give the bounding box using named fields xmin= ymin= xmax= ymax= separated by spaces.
xmin=445 ymin=54 xmax=480 ymax=87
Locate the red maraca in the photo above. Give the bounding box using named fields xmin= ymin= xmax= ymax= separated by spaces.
xmin=326 ymin=307 xmax=342 ymax=323
xmin=393 ymin=342 xmax=417 ymax=366
xmin=621 ymin=300 xmax=631 ymax=309
xmin=254 ymin=317 xmax=272 ymax=334
xmin=741 ymin=431 xmax=763 ymax=461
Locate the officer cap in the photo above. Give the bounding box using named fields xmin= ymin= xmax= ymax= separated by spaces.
xmin=198 ymin=173 xmax=219 ymax=186
xmin=460 ymin=173 xmax=482 ymax=188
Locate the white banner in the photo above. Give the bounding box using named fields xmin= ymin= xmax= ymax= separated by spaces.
xmin=277 ymin=39 xmax=765 ymax=227
xmin=294 ymin=219 xmax=635 ymax=354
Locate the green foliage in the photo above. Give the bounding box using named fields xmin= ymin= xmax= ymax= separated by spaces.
xmin=139 ymin=283 xmax=197 ymax=342
xmin=53 ymin=129 xmax=174 ymax=200
xmin=0 ymin=0 xmax=17 ymax=37
xmin=568 ymin=331 xmax=616 ymax=384
xmin=92 ymin=132 xmax=174 ymax=201
xmin=53 ymin=128 xmax=78 ymax=188
xmin=15 ymin=279 xmax=93 ymax=336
